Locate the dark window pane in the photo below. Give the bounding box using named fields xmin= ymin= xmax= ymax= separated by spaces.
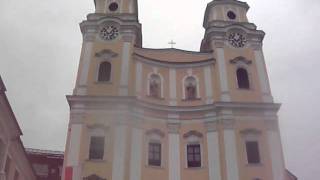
xmin=98 ymin=62 xmax=111 ymax=82
xmin=89 ymin=136 xmax=105 ymax=160
xmin=187 ymin=144 xmax=201 ymax=168
xmin=246 ymin=141 xmax=261 ymax=164
xmin=148 ymin=143 xmax=161 ymax=166
xmin=5 ymin=157 xmax=11 ymax=179
xmin=237 ymin=68 xmax=250 ymax=89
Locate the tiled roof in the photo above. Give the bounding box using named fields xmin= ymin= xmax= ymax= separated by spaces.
xmin=26 ymin=148 xmax=64 ymax=158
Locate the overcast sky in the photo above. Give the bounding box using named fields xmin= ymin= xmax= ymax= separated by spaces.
xmin=0 ymin=0 xmax=319 ymax=179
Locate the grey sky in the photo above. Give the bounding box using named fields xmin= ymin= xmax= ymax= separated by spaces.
xmin=0 ymin=0 xmax=319 ymax=179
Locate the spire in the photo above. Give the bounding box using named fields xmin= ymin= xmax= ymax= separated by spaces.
xmin=94 ymin=0 xmax=138 ymax=15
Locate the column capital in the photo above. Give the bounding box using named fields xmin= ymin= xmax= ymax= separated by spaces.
xmin=222 ymin=119 xmax=236 ymax=130
xmin=265 ymin=120 xmax=279 ymax=132
xmin=167 ymin=122 xmax=180 ymax=134
xmin=205 ymin=121 xmax=219 ymax=132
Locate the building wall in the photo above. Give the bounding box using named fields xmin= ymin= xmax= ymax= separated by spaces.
xmin=0 ymin=76 xmax=36 ymax=180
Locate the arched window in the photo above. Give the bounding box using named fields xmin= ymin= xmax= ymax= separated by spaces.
xmin=185 ymin=76 xmax=197 ymax=100
xmin=237 ymin=68 xmax=250 ymax=89
xmin=98 ymin=61 xmax=111 ymax=82
xmin=149 ymin=74 xmax=161 ymax=98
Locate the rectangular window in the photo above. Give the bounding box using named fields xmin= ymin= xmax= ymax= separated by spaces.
xmin=187 ymin=144 xmax=201 ymax=168
xmin=89 ymin=136 xmax=105 ymax=160
xmin=148 ymin=142 xmax=161 ymax=166
xmin=246 ymin=141 xmax=261 ymax=164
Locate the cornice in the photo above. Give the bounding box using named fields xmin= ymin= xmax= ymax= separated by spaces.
xmin=133 ymin=53 xmax=215 ymax=69
xmin=66 ymin=95 xmax=281 ymax=113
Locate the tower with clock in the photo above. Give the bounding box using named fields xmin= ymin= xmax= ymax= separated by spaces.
xmin=62 ymin=0 xmax=295 ymax=180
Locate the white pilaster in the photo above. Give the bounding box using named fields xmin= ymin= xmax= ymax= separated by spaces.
xmin=168 ymin=124 xmax=180 ymax=180
xmin=119 ymin=37 xmax=132 ymax=96
xmin=66 ymin=124 xmax=83 ymax=180
xmin=204 ymin=66 xmax=214 ymax=104
xmin=253 ymin=48 xmax=273 ymax=102
xmin=129 ymin=128 xmax=143 ymax=180
xmin=135 ymin=62 xmax=142 ymax=98
xmin=112 ymin=125 xmax=127 ymax=180
xmin=267 ymin=121 xmax=285 ymax=180
xmin=216 ymin=47 xmax=230 ymax=102
xmin=206 ymin=122 xmax=221 ymax=180
xmin=223 ymin=121 xmax=239 ymax=180
xmin=169 ymin=68 xmax=177 ymax=106
xmin=77 ymin=39 xmax=94 ymax=95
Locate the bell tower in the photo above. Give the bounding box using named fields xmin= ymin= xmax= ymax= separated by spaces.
xmin=201 ymin=0 xmax=273 ymax=103
xmin=94 ymin=0 xmax=138 ymax=15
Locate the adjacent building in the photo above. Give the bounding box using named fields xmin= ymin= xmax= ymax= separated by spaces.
xmin=63 ymin=0 xmax=297 ymax=180
xmin=26 ymin=148 xmax=64 ymax=180
xmin=0 ymin=76 xmax=36 ymax=180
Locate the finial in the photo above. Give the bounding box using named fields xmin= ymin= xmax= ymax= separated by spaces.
xmin=168 ymin=40 xmax=176 ymax=48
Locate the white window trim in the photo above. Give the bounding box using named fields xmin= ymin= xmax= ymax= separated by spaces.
xmin=241 ymin=129 xmax=263 ymax=165
xmin=145 ymin=129 xmax=165 ymax=168
xmin=182 ymin=75 xmax=201 ymax=100
xmin=87 ymin=125 xmax=109 ymax=161
xmin=183 ymin=131 xmax=204 ymax=169
xmin=234 ymin=63 xmax=253 ymax=90
xmin=95 ymin=49 xmax=118 ymax=83
xmin=147 ymin=72 xmax=164 ymax=99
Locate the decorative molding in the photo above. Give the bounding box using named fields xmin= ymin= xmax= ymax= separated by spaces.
xmin=168 ymin=123 xmax=180 ymax=134
xmin=146 ymin=129 xmax=165 ymax=138
xmin=230 ymin=56 xmax=252 ymax=65
xmin=205 ymin=121 xmax=219 ymax=132
xmin=222 ymin=119 xmax=236 ymax=130
xmin=265 ymin=120 xmax=279 ymax=132
xmin=122 ymin=35 xmax=135 ymax=42
xmin=83 ymin=174 xmax=106 ymax=180
xmin=240 ymin=128 xmax=262 ymax=135
xmin=213 ymin=41 xmax=225 ymax=48
xmin=183 ymin=130 xmax=203 ymax=139
xmin=95 ymin=49 xmax=118 ymax=60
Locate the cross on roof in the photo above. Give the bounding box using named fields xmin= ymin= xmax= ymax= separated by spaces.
xmin=168 ymin=40 xmax=176 ymax=48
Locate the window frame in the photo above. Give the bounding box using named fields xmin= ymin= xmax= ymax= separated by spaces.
xmin=183 ymin=131 xmax=204 ymax=169
xmin=148 ymin=142 xmax=162 ymax=167
xmin=87 ymin=126 xmax=108 ymax=161
xmin=236 ymin=68 xmax=250 ymax=90
xmin=145 ymin=129 xmax=165 ymax=168
xmin=182 ymin=75 xmax=200 ymax=100
xmin=89 ymin=136 xmax=105 ymax=160
xmin=96 ymin=61 xmax=112 ymax=83
xmin=147 ymin=73 xmax=164 ymax=99
xmin=186 ymin=144 xmax=202 ymax=168
xmin=240 ymin=129 xmax=263 ymax=166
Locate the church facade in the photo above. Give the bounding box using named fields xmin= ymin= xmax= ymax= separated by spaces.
xmin=62 ymin=0 xmax=292 ymax=180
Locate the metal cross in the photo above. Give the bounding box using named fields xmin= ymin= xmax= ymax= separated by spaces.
xmin=168 ymin=40 xmax=176 ymax=48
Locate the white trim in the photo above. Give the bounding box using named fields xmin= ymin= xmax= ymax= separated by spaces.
xmin=184 ymin=134 xmax=204 ymax=169
xmin=216 ymin=48 xmax=230 ymax=101
xmin=67 ymin=124 xmax=82 ymax=166
xmin=267 ymin=131 xmax=285 ymax=180
xmin=169 ymin=68 xmax=177 ymax=106
xmin=119 ymin=41 xmax=131 ymax=96
xmin=129 ymin=128 xmax=143 ymax=180
xmin=77 ymin=41 xmax=94 ymax=95
xmin=169 ymin=133 xmax=181 ymax=180
xmin=224 ymin=130 xmax=239 ymax=180
xmin=207 ymin=131 xmax=222 ymax=180
xmin=135 ymin=62 xmax=143 ymax=97
xmin=112 ymin=125 xmax=127 ymax=180
xmin=147 ymin=72 xmax=164 ymax=98
xmin=182 ymin=75 xmax=200 ymax=100
xmin=254 ymin=50 xmax=273 ymax=102
xmin=204 ymin=66 xmax=214 ymax=104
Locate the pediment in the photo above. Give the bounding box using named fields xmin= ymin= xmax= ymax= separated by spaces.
xmin=95 ymin=49 xmax=118 ymax=60
xmin=230 ymin=56 xmax=252 ymax=65
xmin=83 ymin=174 xmax=106 ymax=180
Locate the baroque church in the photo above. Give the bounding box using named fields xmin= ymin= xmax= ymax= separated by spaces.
xmin=62 ymin=0 xmax=296 ymax=180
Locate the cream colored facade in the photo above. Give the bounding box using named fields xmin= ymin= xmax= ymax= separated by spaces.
xmin=0 ymin=76 xmax=36 ymax=180
xmin=63 ymin=0 xmax=293 ymax=180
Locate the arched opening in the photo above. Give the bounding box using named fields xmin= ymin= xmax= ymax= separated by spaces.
xmin=185 ymin=76 xmax=197 ymax=100
xmin=237 ymin=68 xmax=250 ymax=89
xmin=149 ymin=74 xmax=161 ymax=98
xmin=98 ymin=61 xmax=111 ymax=82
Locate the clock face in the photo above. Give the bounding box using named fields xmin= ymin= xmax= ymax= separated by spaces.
xmin=100 ymin=26 xmax=119 ymax=41
xmin=228 ymin=32 xmax=247 ymax=48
